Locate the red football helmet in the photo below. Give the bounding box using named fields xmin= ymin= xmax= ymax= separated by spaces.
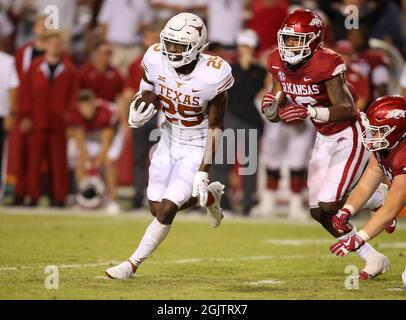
xmin=361 ymin=95 xmax=406 ymax=151
xmin=277 ymin=9 xmax=324 ymax=65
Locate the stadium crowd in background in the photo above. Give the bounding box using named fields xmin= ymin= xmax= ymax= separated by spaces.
xmin=0 ymin=0 xmax=405 ymax=216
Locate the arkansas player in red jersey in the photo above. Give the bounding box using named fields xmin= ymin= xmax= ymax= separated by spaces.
xmin=262 ymin=9 xmax=389 ymax=278
xmin=330 ymin=95 xmax=406 ymax=279
xmin=68 ymin=90 xmax=122 ymax=213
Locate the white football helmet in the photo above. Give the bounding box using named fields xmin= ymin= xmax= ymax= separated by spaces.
xmin=160 ymin=12 xmax=207 ymax=68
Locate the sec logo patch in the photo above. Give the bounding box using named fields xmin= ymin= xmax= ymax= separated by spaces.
xmin=278 ymin=71 xmax=286 ymax=81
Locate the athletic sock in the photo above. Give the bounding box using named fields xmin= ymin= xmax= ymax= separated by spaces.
xmin=130 ymin=218 xmax=171 ymax=267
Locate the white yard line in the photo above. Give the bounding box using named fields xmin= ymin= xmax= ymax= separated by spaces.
xmin=245 ymin=279 xmax=285 ymax=285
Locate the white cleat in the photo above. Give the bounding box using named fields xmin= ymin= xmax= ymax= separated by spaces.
xmin=206 ymin=182 xmax=225 ymax=228
xmin=105 ymin=260 xmax=136 ymax=279
xmin=359 ymin=253 xmax=391 ymax=280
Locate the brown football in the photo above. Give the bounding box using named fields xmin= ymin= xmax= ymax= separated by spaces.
xmin=133 ymin=90 xmax=160 ymax=112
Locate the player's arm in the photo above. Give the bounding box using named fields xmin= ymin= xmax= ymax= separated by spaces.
xmin=96 ymin=127 xmax=114 ymax=167
xmin=331 ymin=175 xmax=406 ymax=256
xmin=360 ymin=174 xmax=406 ymax=239
xmin=342 ymin=155 xmax=384 ymax=213
xmin=324 ymin=73 xmax=357 ymax=122
xmin=192 ymin=91 xmax=227 ymax=206
xmin=128 ymin=70 xmax=156 ymax=128
xmin=71 ymin=127 xmax=89 ymax=180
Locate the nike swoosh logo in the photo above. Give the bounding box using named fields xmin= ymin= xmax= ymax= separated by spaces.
xmin=192 ymin=89 xmax=202 ymax=93
xmin=343 ymin=239 xmax=352 ymax=247
xmin=304 ymin=77 xmax=312 ymax=82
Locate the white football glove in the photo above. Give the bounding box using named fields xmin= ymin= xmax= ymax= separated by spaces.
xmin=192 ymin=171 xmax=209 ymax=207
xmin=261 ymin=91 xmax=282 ymax=121
xmin=128 ymin=95 xmax=157 ymax=128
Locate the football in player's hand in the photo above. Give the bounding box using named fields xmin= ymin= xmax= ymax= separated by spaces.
xmin=133 ymin=91 xmax=160 ymax=112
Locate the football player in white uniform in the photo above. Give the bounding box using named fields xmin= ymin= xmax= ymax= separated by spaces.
xmin=106 ymin=13 xmax=234 ymax=279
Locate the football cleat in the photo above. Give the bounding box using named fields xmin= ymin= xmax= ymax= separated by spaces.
xmin=105 ymin=260 xmax=136 ymax=280
xmin=359 ymin=253 xmax=391 ymax=280
xmin=206 ymin=182 xmax=225 ymax=228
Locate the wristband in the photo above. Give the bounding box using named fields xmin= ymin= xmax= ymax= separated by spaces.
xmin=308 ymin=106 xmax=330 ymax=122
xmin=358 ymin=230 xmax=371 ymax=242
xmin=343 ymin=204 xmax=355 ymax=216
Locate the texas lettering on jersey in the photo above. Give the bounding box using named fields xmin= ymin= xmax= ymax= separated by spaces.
xmin=141 ymin=43 xmax=234 ymax=129
xmin=267 ymin=47 xmax=357 ymax=135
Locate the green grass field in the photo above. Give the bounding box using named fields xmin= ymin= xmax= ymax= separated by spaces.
xmin=1 ymin=208 xmax=406 ymax=300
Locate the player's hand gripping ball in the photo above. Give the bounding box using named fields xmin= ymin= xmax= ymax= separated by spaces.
xmin=128 ymin=91 xmax=160 ymax=128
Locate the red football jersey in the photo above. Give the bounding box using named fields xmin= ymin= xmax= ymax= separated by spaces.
xmin=374 ymin=139 xmax=406 ymax=183
xmin=68 ymin=99 xmax=117 ymax=133
xmin=267 ymin=47 xmax=358 ymax=135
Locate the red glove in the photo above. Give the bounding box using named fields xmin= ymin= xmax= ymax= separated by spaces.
xmin=330 ymin=233 xmax=365 ymax=256
xmin=278 ymin=104 xmax=309 ymax=123
xmin=332 ymin=208 xmax=353 ymax=234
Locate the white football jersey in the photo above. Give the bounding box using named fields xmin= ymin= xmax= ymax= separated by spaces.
xmin=140 ymin=43 xmax=234 ymax=145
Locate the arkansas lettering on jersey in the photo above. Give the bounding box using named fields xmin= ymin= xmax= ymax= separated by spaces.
xmin=267 ymin=47 xmax=357 ymax=135
xmin=141 ymin=43 xmax=234 ymax=129
xmin=374 ymin=139 xmax=406 ymax=182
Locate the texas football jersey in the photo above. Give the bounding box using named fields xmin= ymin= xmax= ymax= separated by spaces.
xmin=267 ymin=47 xmax=358 ymax=136
xmin=374 ymin=138 xmax=406 ymax=183
xmin=141 ymin=43 xmax=234 ymax=145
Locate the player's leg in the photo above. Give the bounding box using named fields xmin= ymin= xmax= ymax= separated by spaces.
xmin=307 ymin=133 xmax=330 ymax=223
xmin=286 ymin=122 xmax=314 ymax=220
xmin=316 ymin=123 xmax=390 ymax=278
xmin=239 ymin=121 xmax=261 ymax=216
xmin=48 ymin=130 xmax=69 ymax=206
xmin=252 ymin=122 xmax=284 ymax=217
xmin=105 ymin=198 xmax=177 ymax=280
xmin=106 ymin=147 xmax=203 ymax=279
xmin=12 ymin=131 xmax=29 ymax=205
xmin=105 ymin=132 xmax=176 ymax=279
xmin=27 ymin=131 xmax=47 ymax=206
